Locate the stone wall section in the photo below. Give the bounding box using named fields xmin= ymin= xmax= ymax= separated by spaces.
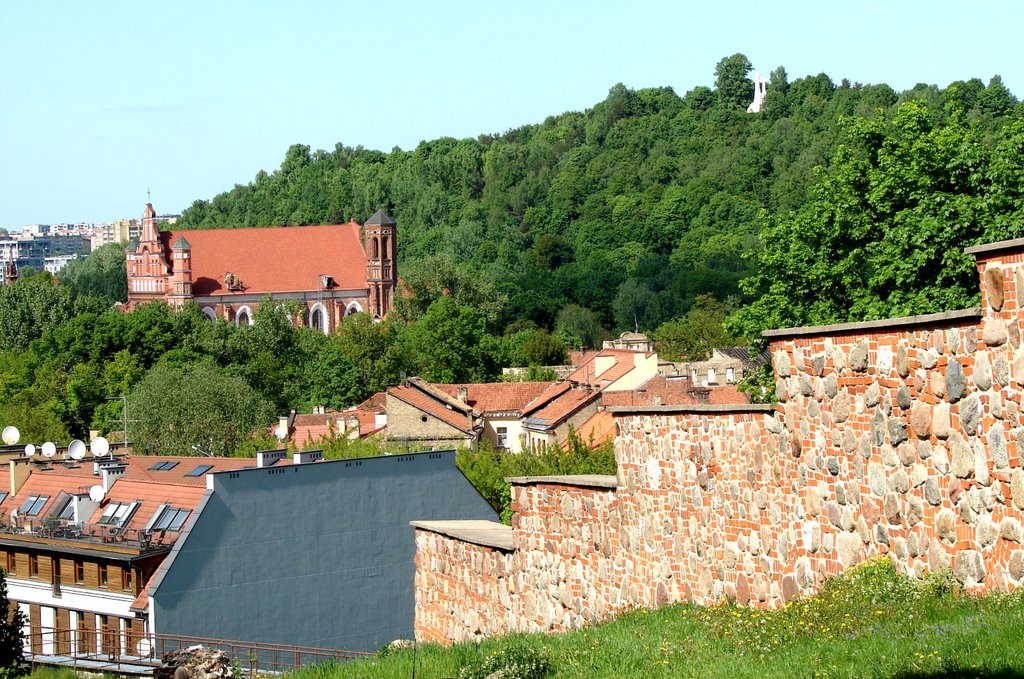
xmin=414 ymin=531 xmax=516 ymax=644
xmin=412 ymin=241 xmax=1024 ymax=645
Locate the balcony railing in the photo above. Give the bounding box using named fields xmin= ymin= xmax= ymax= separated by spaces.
xmin=24 ymin=628 xmax=374 ymax=675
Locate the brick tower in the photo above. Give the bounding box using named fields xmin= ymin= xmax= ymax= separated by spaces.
xmin=168 ymin=235 xmax=193 ymax=308
xmin=364 ymin=211 xmax=397 ymax=318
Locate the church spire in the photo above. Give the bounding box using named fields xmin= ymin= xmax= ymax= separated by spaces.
xmin=3 ymin=250 xmax=17 ymax=286
xmin=141 ymin=201 xmax=159 ymax=243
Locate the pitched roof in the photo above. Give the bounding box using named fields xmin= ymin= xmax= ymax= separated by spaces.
xmin=161 ymin=221 xmax=366 ymax=296
xmin=0 ymin=456 xmax=251 ymax=548
xmin=714 ymin=346 xmax=771 ymax=370
xmin=566 ymin=349 xmax=651 ymax=389
xmin=365 ymin=211 xmax=396 ymax=226
xmin=430 ymin=382 xmax=554 ymax=414
xmin=522 ymin=387 xmax=600 ymax=430
xmin=387 ymin=385 xmax=475 ymax=434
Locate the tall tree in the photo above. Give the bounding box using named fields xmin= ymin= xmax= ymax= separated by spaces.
xmin=0 ymin=569 xmax=25 ymax=675
xmin=714 ymin=53 xmax=754 ymax=108
xmin=127 ymin=362 xmax=275 ymax=456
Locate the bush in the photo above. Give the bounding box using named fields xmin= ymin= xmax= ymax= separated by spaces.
xmin=458 ymin=645 xmax=551 ymax=679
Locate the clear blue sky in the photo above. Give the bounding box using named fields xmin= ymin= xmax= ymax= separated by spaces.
xmin=1 ymin=1 xmax=1021 ymax=229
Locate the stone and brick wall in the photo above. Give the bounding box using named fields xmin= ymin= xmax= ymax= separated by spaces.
xmin=412 ymin=238 xmax=1024 ymax=644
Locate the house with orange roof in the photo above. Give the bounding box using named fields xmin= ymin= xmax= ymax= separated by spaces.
xmin=0 ymin=453 xmax=256 ymax=660
xmin=271 ymin=396 xmax=387 ymax=448
xmin=126 ymin=203 xmax=398 ymax=330
xmin=385 ymin=379 xmax=556 ymax=452
xmin=0 ymin=445 xmax=496 ymax=662
xmin=520 ymin=349 xmax=659 ymax=451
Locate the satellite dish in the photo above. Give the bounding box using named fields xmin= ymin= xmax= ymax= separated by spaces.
xmin=88 ymin=485 xmax=105 ymax=502
xmin=90 ymin=436 xmax=110 ymax=457
xmin=1 ymin=426 xmax=19 ymax=445
xmin=41 ymin=441 xmax=57 ymax=458
xmin=23 ymin=444 xmax=35 ymax=457
xmin=137 ymin=638 xmax=152 ymax=657
xmin=67 ymin=439 xmax=86 ymax=460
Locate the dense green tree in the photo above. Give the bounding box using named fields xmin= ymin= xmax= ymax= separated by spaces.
xmin=127 ymin=362 xmax=275 ymax=456
xmin=503 ymin=328 xmax=567 ymax=368
xmin=729 ymin=100 xmax=1024 ymax=338
xmin=402 ymin=297 xmax=500 ymax=383
xmin=652 ymin=295 xmax=738 ymax=361
xmin=57 ymin=243 xmax=128 ymax=302
xmin=714 ymin=53 xmax=754 ymax=108
xmin=0 ymin=275 xmax=79 ymax=351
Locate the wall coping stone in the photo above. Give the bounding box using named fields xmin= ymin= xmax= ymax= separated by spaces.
xmin=964 ymin=238 xmax=1024 ymax=256
xmin=411 ymin=520 xmax=514 ymax=551
xmin=762 ymin=307 xmax=981 ymax=339
xmin=606 ymin=404 xmax=775 ymax=414
xmin=505 ymin=474 xmax=619 ymax=489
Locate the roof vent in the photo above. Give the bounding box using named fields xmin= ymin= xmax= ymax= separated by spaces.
xmin=319 ymin=274 xmax=334 ymax=289
xmin=257 ymin=449 xmax=287 ymax=468
xmin=293 ymin=450 xmax=324 ymax=465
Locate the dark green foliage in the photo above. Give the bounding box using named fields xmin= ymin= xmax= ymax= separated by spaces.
xmin=729 ymin=99 xmax=1024 ymax=340
xmin=174 ymin=55 xmax=1020 ymax=338
xmin=0 ymin=570 xmax=25 ymax=675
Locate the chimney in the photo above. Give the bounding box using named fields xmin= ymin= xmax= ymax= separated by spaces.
xmin=457 ymin=387 xmax=468 ymax=403
xmin=257 ymin=449 xmax=288 ymax=468
xmin=100 ymin=464 xmax=126 ymax=492
xmin=293 ymin=450 xmax=324 ymax=465
xmin=313 ymin=405 xmax=325 ymax=415
xmin=276 ymin=416 xmax=289 ymax=441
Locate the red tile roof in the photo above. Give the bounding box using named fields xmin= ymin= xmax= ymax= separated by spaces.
xmin=523 ymin=387 xmax=600 ymax=429
xmin=387 ymin=385 xmax=475 ymax=434
xmin=162 ymin=222 xmax=366 ymax=296
xmin=566 ymin=349 xmax=651 ymax=388
xmin=0 ymin=456 xmax=248 ymax=547
xmin=430 ymin=382 xmax=554 ymax=414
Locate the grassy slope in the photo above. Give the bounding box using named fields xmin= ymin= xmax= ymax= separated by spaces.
xmin=290 ymin=558 xmax=1024 ymax=679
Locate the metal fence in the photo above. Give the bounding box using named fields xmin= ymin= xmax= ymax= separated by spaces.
xmin=24 ymin=628 xmax=375 ymax=676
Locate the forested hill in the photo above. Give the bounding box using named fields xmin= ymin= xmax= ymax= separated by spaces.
xmin=176 ymin=55 xmax=1022 ymax=340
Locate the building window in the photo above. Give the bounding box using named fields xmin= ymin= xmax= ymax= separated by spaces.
xmin=5 ymin=552 xmax=14 ymax=575
xmin=308 ymin=304 xmax=327 ymax=335
xmin=707 ymin=368 xmax=716 ymax=384
xmin=97 ymin=502 xmax=138 ymax=528
xmin=74 ymin=560 xmax=84 ymax=584
xmin=496 ymin=427 xmax=508 ymax=449
xmin=201 ymin=306 xmax=217 ymax=321
xmin=19 ymin=495 xmax=48 ymax=517
xmin=99 ymin=564 xmax=108 ymax=588
xmin=122 ymin=568 xmax=133 ymax=592
xmin=28 ymin=555 xmax=38 ymax=578
xmin=726 ymin=367 xmax=735 ymax=383
xmin=151 ymin=506 xmax=191 ymax=532
xmin=53 ymin=497 xmax=76 ymax=521
xmin=235 ymin=306 xmax=253 ymax=327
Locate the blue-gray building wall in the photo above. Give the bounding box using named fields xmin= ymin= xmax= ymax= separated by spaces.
xmin=149 ymin=451 xmax=496 ymax=652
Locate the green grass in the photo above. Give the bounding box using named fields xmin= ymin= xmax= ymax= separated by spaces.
xmin=289 ymin=558 xmax=1024 ymax=679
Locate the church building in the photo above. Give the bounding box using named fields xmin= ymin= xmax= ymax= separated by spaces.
xmin=125 ymin=204 xmax=397 ymax=331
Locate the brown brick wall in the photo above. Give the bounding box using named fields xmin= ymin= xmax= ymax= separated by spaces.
xmin=413 ymin=245 xmax=1024 ymax=644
